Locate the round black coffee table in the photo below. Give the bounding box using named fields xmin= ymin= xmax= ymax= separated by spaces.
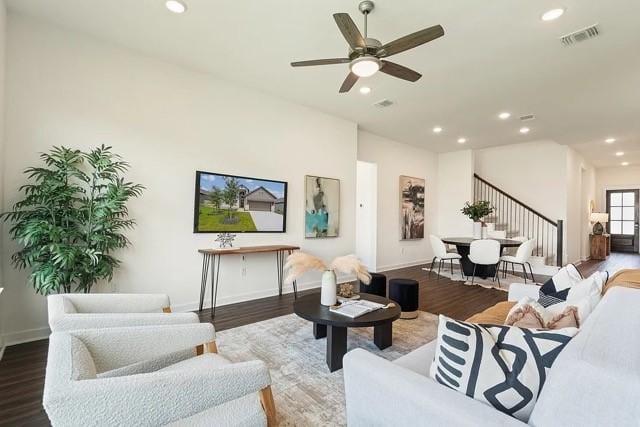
xmin=293 ymin=293 xmax=401 ymax=372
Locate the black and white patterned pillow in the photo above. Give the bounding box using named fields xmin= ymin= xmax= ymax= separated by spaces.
xmin=538 ymin=263 xmax=583 ymax=305
xmin=430 ymin=315 xmax=577 ymax=422
xmin=537 ymin=290 xmax=565 ymax=308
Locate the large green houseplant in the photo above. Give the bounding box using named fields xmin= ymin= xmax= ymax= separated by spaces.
xmin=1 ymin=145 xmax=144 ymax=294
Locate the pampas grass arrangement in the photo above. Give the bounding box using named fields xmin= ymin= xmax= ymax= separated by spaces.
xmin=284 ymin=252 xmax=371 ymax=285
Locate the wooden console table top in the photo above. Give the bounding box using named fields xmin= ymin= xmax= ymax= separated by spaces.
xmin=198 ymin=245 xmax=300 ymax=255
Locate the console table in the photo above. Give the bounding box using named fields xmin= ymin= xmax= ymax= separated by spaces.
xmin=590 ymin=234 xmax=610 ymax=260
xmin=198 ymin=245 xmax=300 ymax=318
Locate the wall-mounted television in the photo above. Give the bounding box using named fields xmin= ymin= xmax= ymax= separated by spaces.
xmin=194 ymin=171 xmax=288 ymax=233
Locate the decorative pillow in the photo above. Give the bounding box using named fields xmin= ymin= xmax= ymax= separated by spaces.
xmin=538 ymin=264 xmax=583 ymax=303
xmin=430 ymin=315 xmax=578 ymax=422
xmin=505 ymin=298 xmax=580 ymax=329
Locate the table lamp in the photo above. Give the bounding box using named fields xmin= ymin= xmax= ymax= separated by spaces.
xmin=590 ymin=212 xmax=609 ymax=235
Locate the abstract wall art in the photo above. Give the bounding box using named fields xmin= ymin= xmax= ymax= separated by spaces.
xmin=305 ymin=175 xmax=340 ymax=238
xmin=399 ymin=175 xmax=425 ymax=240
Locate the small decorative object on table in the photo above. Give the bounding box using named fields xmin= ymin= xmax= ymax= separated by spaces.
xmin=284 ymin=253 xmax=371 ymax=306
xmin=590 ymin=212 xmax=608 ymax=235
xmin=215 ymin=233 xmax=236 ymax=249
xmin=461 ymin=200 xmax=494 ymax=239
xmin=337 ymin=283 xmax=360 ymax=302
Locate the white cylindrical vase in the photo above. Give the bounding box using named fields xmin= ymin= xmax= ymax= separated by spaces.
xmin=320 ymin=270 xmax=337 ymax=306
xmin=473 ymin=222 xmax=482 ymax=239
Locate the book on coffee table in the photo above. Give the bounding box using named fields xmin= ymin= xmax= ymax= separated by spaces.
xmin=329 ymin=300 xmax=385 ymax=318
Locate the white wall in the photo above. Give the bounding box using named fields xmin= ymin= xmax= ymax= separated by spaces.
xmin=0 ymin=0 xmax=6 ymax=358
xmin=474 ymin=140 xmax=567 ymax=222
xmin=2 ymin=14 xmax=358 ymax=344
xmin=437 ymin=150 xmax=474 ymax=237
xmin=355 ymin=161 xmax=377 ymax=271
xmin=357 ymin=130 xmax=438 ymax=271
xmin=565 ymin=148 xmax=596 ymax=263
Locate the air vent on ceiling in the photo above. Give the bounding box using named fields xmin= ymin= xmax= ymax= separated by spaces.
xmin=520 ymin=114 xmax=535 ymax=122
xmin=560 ymin=24 xmax=600 ymax=46
xmin=374 ymin=99 xmax=394 ymax=108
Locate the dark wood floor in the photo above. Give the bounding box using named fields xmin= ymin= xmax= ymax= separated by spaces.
xmin=1 ymin=254 xmax=638 ymax=426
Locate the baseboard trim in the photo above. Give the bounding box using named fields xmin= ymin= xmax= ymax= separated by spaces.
xmin=171 ymin=280 xmax=324 ymax=313
xmin=376 ymin=259 xmax=429 ymax=273
xmin=4 ymin=326 xmax=51 ymax=347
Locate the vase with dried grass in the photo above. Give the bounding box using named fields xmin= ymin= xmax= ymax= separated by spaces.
xmin=284 ymin=253 xmax=371 ymax=306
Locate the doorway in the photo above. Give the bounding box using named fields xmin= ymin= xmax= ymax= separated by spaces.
xmin=356 ymin=161 xmax=378 ymax=271
xmin=606 ymin=189 xmax=639 ymax=253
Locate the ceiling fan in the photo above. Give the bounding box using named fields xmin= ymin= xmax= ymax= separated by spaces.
xmin=291 ymin=1 xmax=445 ymax=93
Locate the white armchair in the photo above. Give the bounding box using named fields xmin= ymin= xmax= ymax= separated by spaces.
xmin=43 ymin=323 xmax=275 ymax=427
xmin=47 ymin=293 xmax=200 ymax=332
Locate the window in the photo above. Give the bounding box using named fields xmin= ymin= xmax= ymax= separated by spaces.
xmin=609 ymin=191 xmax=635 ymax=235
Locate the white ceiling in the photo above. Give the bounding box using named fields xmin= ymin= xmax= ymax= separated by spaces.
xmin=6 ymin=0 xmax=640 ymax=167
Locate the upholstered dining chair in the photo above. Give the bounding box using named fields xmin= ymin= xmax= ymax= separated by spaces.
xmin=468 ymin=239 xmax=501 ymax=287
xmin=429 ymin=235 xmax=464 ymax=279
xmin=47 ymin=293 xmax=200 ymax=332
xmin=499 ymin=238 xmax=536 ymax=283
xmin=43 ymin=323 xmax=275 ymax=427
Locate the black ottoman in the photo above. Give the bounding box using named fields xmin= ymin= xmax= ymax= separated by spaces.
xmin=359 ymin=272 xmax=387 ymax=297
xmin=389 ymin=278 xmax=419 ymax=319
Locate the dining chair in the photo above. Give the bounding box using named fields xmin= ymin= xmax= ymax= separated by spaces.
xmin=503 ymin=235 xmax=527 ymax=256
xmin=468 ymin=239 xmax=501 ymax=287
xmin=499 ymin=238 xmax=536 ymax=283
xmin=429 ymin=235 xmax=464 ymax=279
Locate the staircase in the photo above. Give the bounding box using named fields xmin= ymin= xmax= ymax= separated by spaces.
xmin=474 ymin=174 xmax=563 ymax=267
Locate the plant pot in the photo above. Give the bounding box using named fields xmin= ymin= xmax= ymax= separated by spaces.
xmin=473 ymin=222 xmax=482 ymax=239
xmin=321 ymin=270 xmax=337 ymax=306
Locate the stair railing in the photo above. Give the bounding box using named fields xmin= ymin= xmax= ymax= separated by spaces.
xmin=474 ymin=174 xmax=563 ymax=266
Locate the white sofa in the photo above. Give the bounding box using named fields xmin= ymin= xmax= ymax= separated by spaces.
xmin=48 ymin=293 xmax=199 ymax=332
xmin=43 ymin=323 xmax=274 ymax=426
xmin=344 ymin=286 xmax=640 ymax=426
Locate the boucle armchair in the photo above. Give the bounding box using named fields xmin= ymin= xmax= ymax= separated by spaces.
xmin=47 ymin=293 xmax=200 ymax=332
xmin=43 ymin=323 xmax=275 ymax=427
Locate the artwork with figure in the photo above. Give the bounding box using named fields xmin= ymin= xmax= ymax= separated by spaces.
xmin=305 ymin=175 xmax=340 ymax=238
xmin=399 ymin=175 xmax=425 ymax=240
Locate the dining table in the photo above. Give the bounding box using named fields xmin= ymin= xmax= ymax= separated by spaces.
xmin=440 ymin=237 xmax=523 ymax=278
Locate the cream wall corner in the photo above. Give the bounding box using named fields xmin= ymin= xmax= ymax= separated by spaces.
xmin=357 ymin=130 xmax=438 ymax=271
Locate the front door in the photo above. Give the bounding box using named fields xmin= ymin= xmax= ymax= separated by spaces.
xmin=606 ymin=189 xmax=639 ymax=253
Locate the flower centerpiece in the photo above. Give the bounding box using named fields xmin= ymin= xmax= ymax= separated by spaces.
xmin=284 ymin=253 xmax=371 ymax=306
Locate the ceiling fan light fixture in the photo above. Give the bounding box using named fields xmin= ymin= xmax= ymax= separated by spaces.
xmin=350 ymin=56 xmax=381 ymax=77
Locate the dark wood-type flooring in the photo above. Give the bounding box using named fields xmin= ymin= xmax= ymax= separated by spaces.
xmin=1 ymin=254 xmax=638 ymax=426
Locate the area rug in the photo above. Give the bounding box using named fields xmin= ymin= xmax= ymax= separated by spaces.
xmin=422 ymin=266 xmax=534 ymax=292
xmin=215 ymin=312 xmax=439 ymax=426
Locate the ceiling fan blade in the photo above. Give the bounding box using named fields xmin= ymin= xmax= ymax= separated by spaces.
xmin=380 ymin=60 xmax=422 ymax=82
xmin=333 ymin=13 xmax=366 ymax=50
xmin=339 ymin=72 xmax=359 ymax=93
xmin=291 ymin=58 xmax=351 ymax=67
xmin=379 ymin=25 xmax=445 ymax=57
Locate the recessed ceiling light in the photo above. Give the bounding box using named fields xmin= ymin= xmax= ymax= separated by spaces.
xmin=541 ymin=8 xmax=565 ymax=22
xmin=519 ymin=127 xmax=530 ymax=134
xmin=498 ymin=112 xmax=511 ymax=120
xmin=605 ymin=138 xmax=616 ymax=144
xmin=621 ymin=162 xmax=630 ymax=166
xmin=615 ymin=152 xmax=625 ymax=157
xmin=359 ymin=86 xmax=371 ymax=95
xmin=166 ymin=0 xmax=187 ymax=13
xmin=433 ymin=126 xmax=443 ymax=134
xmin=457 ymin=138 xmax=467 ymax=144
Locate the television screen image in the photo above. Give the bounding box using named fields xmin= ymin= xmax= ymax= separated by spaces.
xmin=194 ymin=171 xmax=288 ymax=233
